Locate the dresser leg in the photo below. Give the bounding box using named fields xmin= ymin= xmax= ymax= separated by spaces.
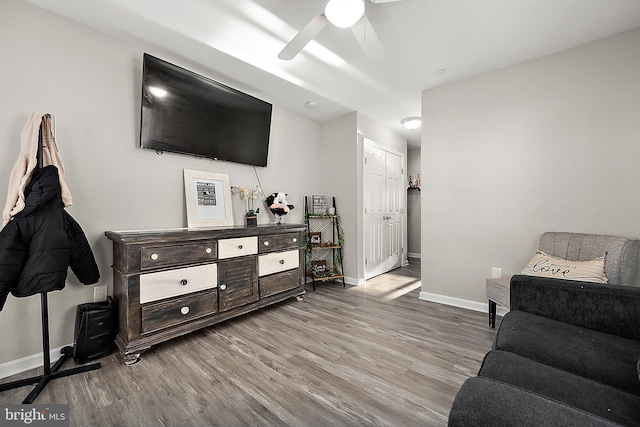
xmin=123 ymin=353 xmax=142 ymax=366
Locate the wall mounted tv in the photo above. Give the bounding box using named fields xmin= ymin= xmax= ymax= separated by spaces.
xmin=140 ymin=53 xmax=272 ymax=167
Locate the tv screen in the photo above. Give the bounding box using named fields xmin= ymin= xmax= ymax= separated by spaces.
xmin=140 ymin=53 xmax=272 ymax=167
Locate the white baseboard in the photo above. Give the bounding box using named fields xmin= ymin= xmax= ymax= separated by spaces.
xmin=0 ymin=344 xmax=73 ymax=380
xmin=419 ymin=291 xmax=509 ymax=317
xmin=343 ymin=276 xmax=361 ymax=286
xmin=407 ymin=252 xmax=421 ymax=259
xmin=305 ymin=276 xmax=363 ymax=286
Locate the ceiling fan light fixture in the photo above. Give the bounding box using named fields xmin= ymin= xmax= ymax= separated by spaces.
xmin=325 ymin=0 xmax=365 ymax=28
xmin=401 ymin=117 xmax=421 ymax=130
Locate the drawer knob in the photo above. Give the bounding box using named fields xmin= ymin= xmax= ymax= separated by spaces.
xmin=292 ymin=238 xmax=297 ymax=243
xmin=150 ymin=253 xmax=159 ymax=260
xmin=220 ymin=284 xmax=227 ymax=291
xmin=180 ymin=306 xmax=190 ymax=315
xmin=238 ymin=244 xmax=243 ymax=249
xmin=205 ymin=247 xmax=212 ymax=254
xmin=264 ymin=241 xmax=269 ymax=246
xmin=279 ymin=259 xmax=285 ymax=265
xmin=180 ymin=279 xmax=188 ymax=286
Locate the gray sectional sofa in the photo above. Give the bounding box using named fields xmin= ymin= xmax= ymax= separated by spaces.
xmin=449 ymin=274 xmax=640 ymax=426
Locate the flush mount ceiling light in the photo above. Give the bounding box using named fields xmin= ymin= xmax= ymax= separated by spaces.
xmin=324 ymin=0 xmax=365 ymax=28
xmin=148 ymin=86 xmax=168 ymax=98
xmin=401 ymin=117 xmax=421 ymax=130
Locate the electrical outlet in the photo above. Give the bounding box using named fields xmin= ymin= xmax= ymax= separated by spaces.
xmin=491 ymin=267 xmax=502 ymax=279
xmin=93 ymin=285 xmax=107 ymax=302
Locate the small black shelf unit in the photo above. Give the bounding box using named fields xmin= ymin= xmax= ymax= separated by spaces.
xmin=304 ymin=196 xmax=345 ymax=291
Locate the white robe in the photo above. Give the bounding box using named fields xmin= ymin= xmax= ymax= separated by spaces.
xmin=2 ymin=112 xmax=72 ymax=228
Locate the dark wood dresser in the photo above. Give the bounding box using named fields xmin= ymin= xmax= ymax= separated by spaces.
xmin=105 ymin=224 xmax=305 ymax=364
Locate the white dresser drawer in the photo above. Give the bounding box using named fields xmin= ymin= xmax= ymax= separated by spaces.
xmin=258 ymin=250 xmax=299 ymax=277
xmin=140 ymin=264 xmax=217 ymax=303
xmin=218 ymin=236 xmax=258 ymax=259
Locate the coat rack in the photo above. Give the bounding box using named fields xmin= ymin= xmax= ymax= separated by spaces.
xmin=0 ymin=114 xmax=101 ymax=403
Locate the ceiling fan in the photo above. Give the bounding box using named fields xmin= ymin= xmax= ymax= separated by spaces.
xmin=278 ymin=0 xmax=406 ymax=61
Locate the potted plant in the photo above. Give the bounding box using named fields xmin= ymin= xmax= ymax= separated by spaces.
xmin=231 ymin=186 xmax=261 ymax=227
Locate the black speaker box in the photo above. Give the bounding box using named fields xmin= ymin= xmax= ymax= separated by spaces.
xmin=73 ymin=296 xmax=117 ymax=363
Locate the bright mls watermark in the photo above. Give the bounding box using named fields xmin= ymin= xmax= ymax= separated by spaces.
xmin=1 ymin=405 xmax=69 ymax=426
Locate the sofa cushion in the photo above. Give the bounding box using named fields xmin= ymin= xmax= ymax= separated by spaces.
xmin=510 ymin=275 xmax=640 ymax=340
xmin=494 ymin=310 xmax=640 ymax=395
xmin=448 ymin=377 xmax=620 ymax=427
xmin=478 ymin=350 xmax=640 ymax=426
xmin=521 ymin=250 xmax=607 ymax=283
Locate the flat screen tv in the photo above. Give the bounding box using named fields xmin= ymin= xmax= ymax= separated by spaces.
xmin=140 ymin=53 xmax=272 ymax=167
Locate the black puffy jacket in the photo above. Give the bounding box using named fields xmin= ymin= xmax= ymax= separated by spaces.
xmin=0 ymin=165 xmax=99 ymax=311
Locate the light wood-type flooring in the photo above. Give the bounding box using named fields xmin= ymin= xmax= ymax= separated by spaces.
xmin=0 ymin=259 xmax=498 ymax=426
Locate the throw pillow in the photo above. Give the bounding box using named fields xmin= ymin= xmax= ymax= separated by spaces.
xmin=521 ymin=250 xmax=608 ymax=283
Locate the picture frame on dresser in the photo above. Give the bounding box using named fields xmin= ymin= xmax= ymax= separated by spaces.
xmin=184 ymin=169 xmax=233 ymax=228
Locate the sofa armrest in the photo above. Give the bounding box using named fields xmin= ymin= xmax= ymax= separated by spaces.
xmin=448 ymin=377 xmax=620 ymax=427
xmin=510 ymin=274 xmax=640 ymax=340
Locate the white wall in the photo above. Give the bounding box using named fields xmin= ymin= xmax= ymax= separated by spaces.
xmin=407 ymin=148 xmax=421 ymax=258
xmin=420 ymin=28 xmax=640 ymax=310
xmin=357 ymin=114 xmax=407 ymax=157
xmin=321 ymin=113 xmax=359 ymax=282
xmin=0 ymin=0 xmax=322 ymax=368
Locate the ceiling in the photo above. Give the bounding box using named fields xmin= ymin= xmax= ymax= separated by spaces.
xmin=24 ymin=0 xmax=640 ymax=147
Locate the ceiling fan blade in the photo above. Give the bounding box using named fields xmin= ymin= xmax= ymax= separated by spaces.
xmin=278 ymin=14 xmax=329 ymax=60
xmin=350 ymin=15 xmax=386 ymax=62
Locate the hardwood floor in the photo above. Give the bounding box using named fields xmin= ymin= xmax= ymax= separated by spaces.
xmin=0 ymin=259 xmax=497 ymax=426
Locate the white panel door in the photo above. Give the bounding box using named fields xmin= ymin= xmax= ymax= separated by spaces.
xmin=385 ymin=151 xmax=403 ymax=272
xmin=364 ymin=140 xmax=404 ymax=279
xmin=364 ymin=142 xmax=387 ymax=279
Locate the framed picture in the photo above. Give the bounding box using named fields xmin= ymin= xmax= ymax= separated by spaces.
xmin=310 ymin=232 xmax=322 ymax=245
xmin=184 ymin=169 xmax=233 ymax=228
xmin=312 ymin=194 xmax=327 ymax=215
xmin=312 ymin=260 xmax=327 ymax=272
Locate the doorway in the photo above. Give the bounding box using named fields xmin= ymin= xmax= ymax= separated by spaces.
xmin=363 ymin=138 xmax=405 ymax=280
